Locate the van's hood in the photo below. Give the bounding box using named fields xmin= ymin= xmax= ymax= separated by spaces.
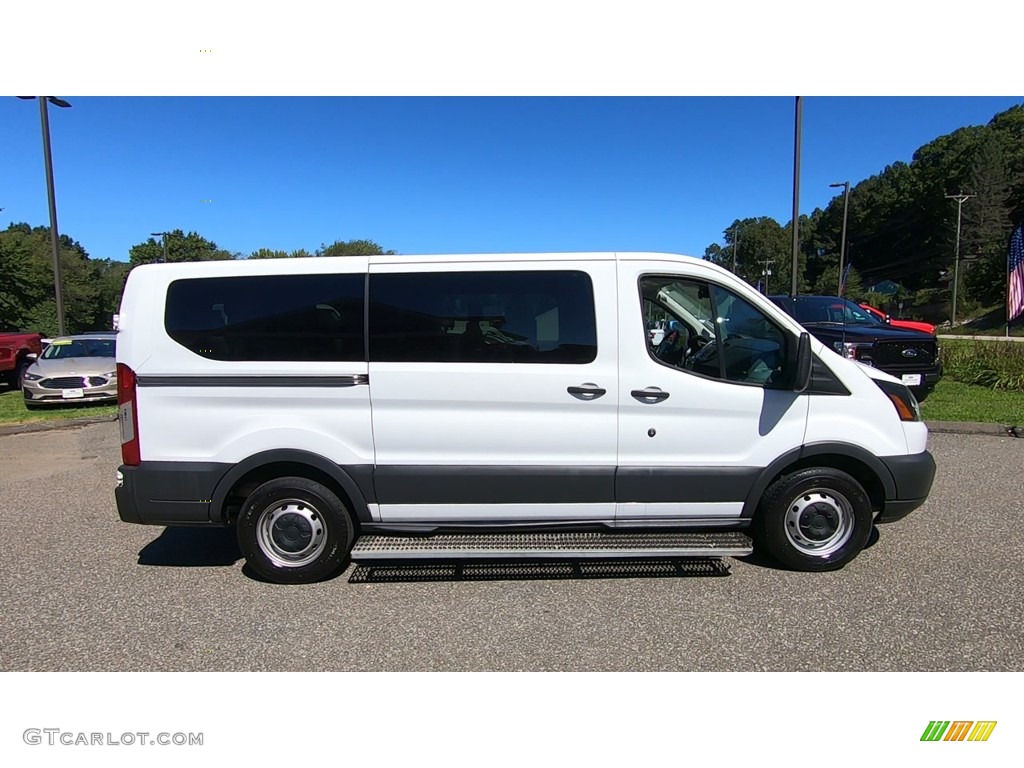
xmin=854 ymin=361 xmax=900 ymax=385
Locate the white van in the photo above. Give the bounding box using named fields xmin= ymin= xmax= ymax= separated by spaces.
xmin=114 ymin=252 xmax=935 ymax=583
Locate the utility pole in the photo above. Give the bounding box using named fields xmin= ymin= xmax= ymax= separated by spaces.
xmin=151 ymin=231 xmax=171 ymax=263
xmin=760 ymin=257 xmax=776 ymax=295
xmin=945 ymin=192 xmax=975 ymax=327
xmin=830 ymin=181 xmax=850 ymax=296
xmin=733 ymin=225 xmax=741 ymax=274
xmin=791 ymin=96 xmax=802 ymax=297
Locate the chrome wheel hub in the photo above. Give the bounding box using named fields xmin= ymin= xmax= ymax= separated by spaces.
xmin=784 ymin=488 xmax=854 ymax=557
xmin=256 ymin=499 xmax=327 ymax=568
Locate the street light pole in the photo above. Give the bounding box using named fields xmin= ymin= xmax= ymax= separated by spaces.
xmin=790 ymin=96 xmax=802 ymax=297
xmin=945 ymin=192 xmax=975 ymax=326
xmin=18 ymin=96 xmax=72 ymax=336
xmin=830 ymin=181 xmax=850 ymax=295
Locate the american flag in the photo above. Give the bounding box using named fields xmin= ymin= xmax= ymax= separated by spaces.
xmin=1010 ymin=225 xmax=1024 ymax=322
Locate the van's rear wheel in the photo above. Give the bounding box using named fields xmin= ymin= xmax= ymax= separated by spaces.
xmin=752 ymin=467 xmax=873 ymax=571
xmin=237 ymin=477 xmax=354 ymax=584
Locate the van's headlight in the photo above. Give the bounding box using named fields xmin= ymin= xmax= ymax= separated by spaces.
xmin=874 ymin=379 xmax=921 ymax=422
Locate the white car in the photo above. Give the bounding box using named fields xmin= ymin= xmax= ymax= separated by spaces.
xmin=22 ymin=333 xmax=117 ymax=409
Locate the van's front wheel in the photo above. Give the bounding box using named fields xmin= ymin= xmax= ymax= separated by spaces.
xmin=237 ymin=477 xmax=354 ymax=584
xmin=752 ymin=468 xmax=872 ymax=571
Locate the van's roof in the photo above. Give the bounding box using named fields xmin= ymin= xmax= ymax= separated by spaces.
xmin=127 ymin=251 xmax=718 ymax=275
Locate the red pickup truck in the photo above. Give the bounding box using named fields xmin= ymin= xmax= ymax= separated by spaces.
xmin=0 ymin=332 xmax=43 ymax=390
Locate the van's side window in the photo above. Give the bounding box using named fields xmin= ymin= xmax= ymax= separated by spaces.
xmin=369 ymin=271 xmax=597 ymax=363
xmin=641 ymin=276 xmax=789 ymax=387
xmin=165 ymin=275 xmax=365 ymax=361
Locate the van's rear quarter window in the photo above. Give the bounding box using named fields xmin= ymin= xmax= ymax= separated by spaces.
xmin=165 ymin=274 xmax=365 ymax=361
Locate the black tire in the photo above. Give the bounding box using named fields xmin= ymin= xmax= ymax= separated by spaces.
xmin=5 ymin=359 xmax=28 ymax=391
xmin=911 ymin=387 xmax=930 ymax=403
xmin=14 ymin=358 xmax=31 ymax=391
xmin=752 ymin=467 xmax=873 ymax=572
xmin=236 ymin=476 xmax=355 ymax=584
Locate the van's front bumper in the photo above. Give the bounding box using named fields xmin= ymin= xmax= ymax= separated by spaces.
xmin=877 ymin=451 xmax=936 ymax=522
xmin=115 ymin=462 xmax=228 ymax=526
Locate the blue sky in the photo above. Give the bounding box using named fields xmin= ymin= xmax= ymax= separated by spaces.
xmin=4 ymin=96 xmax=1021 ymax=262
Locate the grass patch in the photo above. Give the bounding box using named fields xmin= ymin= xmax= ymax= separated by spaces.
xmin=920 ymin=379 xmax=1024 ymax=424
xmin=939 ymin=338 xmax=1024 ymax=391
xmin=0 ymin=387 xmax=117 ymax=425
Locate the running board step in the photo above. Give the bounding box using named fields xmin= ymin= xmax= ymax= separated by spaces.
xmin=350 ymin=531 xmax=753 ymax=562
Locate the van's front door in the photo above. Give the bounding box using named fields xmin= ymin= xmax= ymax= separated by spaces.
xmin=367 ymin=258 xmax=619 ymax=524
xmin=616 ymin=260 xmax=809 ymax=524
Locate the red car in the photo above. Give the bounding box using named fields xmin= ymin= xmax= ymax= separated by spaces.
xmin=0 ymin=331 xmax=43 ymax=390
xmin=858 ymin=304 xmax=936 ymax=336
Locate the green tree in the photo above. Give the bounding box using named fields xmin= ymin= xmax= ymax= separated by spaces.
xmin=248 ymin=248 xmax=291 ymax=259
xmin=128 ymin=230 xmax=234 ymax=266
xmin=0 ymin=228 xmax=42 ymax=330
xmin=813 ymin=264 xmax=864 ymax=299
xmin=703 ymin=242 xmax=729 ymax=270
xmin=705 ymin=217 xmax=790 ymax=290
xmin=962 ymin=132 xmax=1013 ymax=306
xmin=247 ymin=248 xmax=317 ymax=259
xmin=988 ymin=105 xmax=1024 ymax=226
xmin=91 ymin=259 xmax=131 ymax=330
xmin=317 ymin=239 xmax=396 ymax=257
xmin=0 ymin=223 xmax=106 ymax=335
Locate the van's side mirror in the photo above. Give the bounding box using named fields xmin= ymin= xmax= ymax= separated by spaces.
xmin=794 ymin=332 xmax=812 ymax=393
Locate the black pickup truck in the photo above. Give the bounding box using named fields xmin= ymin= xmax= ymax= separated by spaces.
xmin=769 ymin=295 xmax=942 ymax=400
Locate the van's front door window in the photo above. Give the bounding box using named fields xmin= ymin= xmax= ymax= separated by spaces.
xmin=640 ymin=276 xmax=789 ymax=387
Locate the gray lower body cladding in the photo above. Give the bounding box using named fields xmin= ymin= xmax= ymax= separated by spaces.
xmin=875 ymin=451 xmax=936 ymax=522
xmin=114 ymin=451 xmax=935 ymax=527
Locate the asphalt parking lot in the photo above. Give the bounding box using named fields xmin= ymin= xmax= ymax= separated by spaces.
xmin=0 ymin=421 xmax=1021 ymax=672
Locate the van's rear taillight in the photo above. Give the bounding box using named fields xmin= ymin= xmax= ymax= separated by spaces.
xmin=117 ymin=363 xmax=141 ymax=465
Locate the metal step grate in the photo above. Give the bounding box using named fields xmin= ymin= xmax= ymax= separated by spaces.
xmin=350 ymin=530 xmax=752 ymax=561
xmin=349 ymin=558 xmax=731 ymax=584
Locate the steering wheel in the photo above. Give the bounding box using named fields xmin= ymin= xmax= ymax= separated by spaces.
xmin=654 ymin=320 xmax=690 ymax=366
xmin=685 ymin=338 xmax=717 ymax=371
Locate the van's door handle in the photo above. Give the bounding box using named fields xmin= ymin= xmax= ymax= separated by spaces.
xmin=567 ymin=383 xmax=606 ymax=400
xmin=631 ymin=387 xmax=670 ymax=403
